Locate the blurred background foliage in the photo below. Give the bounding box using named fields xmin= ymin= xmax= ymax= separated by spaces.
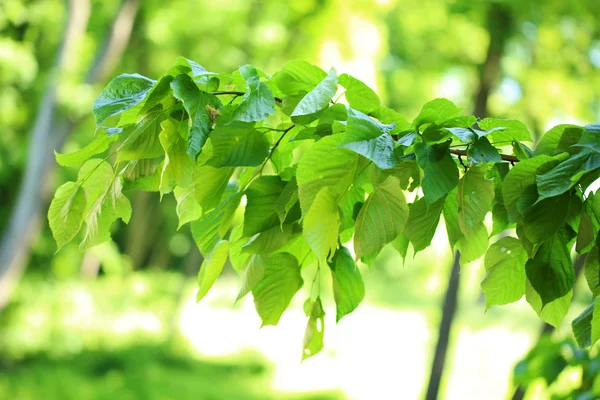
xmin=0 ymin=0 xmax=599 ymax=399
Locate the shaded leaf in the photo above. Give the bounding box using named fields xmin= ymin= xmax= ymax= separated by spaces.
xmin=48 ymin=182 xmax=87 ymax=250
xmin=253 ymin=253 xmax=303 ymax=326
xmin=328 ymin=246 xmax=364 ymax=322
xmin=354 ymin=176 xmax=409 ymax=259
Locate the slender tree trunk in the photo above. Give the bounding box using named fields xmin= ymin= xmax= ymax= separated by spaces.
xmin=0 ymin=0 xmax=140 ymax=309
xmin=425 ymin=252 xmax=461 ymax=400
xmin=473 ymin=3 xmax=512 ymax=118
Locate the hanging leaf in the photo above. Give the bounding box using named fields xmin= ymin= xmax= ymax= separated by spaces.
xmin=48 ymin=182 xmax=87 ymax=250
xmin=414 ymin=141 xmax=459 ymax=205
xmin=296 ymin=134 xmax=358 ymax=213
xmin=457 ymin=165 xmax=494 ymax=235
xmin=405 ymin=196 xmax=445 ymax=253
xmin=208 ymin=122 xmax=270 ymax=167
xmin=481 ymin=237 xmax=528 ymax=308
xmin=291 ymin=68 xmax=338 ymax=117
xmin=93 ymin=73 xmax=156 ymax=127
xmin=302 ymin=297 xmax=326 ymax=360
xmin=253 ymin=252 xmax=303 ymax=326
xmin=56 ymin=131 xmax=119 ymax=167
xmin=340 ymin=134 xmax=400 ymax=169
xmin=232 ymin=65 xmax=276 ymax=122
xmin=339 ymin=73 xmax=380 ymax=114
xmin=303 ymin=187 xmax=340 ymax=262
xmin=328 ymin=246 xmax=365 ymax=322
xmin=196 ymin=240 xmax=229 ymax=302
xmin=171 ymin=74 xmax=222 ymax=158
xmin=354 ymin=176 xmax=409 ymax=259
xmin=272 ymin=60 xmax=327 ymax=96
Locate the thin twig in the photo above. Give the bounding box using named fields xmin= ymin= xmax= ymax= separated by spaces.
xmin=210 ymin=91 xmax=282 ymax=103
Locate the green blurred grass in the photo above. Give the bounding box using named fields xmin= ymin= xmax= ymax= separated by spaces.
xmin=0 ymin=345 xmax=341 ymax=400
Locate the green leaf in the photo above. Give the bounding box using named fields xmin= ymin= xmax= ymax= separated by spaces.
xmin=252 ymin=253 xmax=303 ymax=326
xmin=122 ymin=158 xmax=162 ymax=192
xmin=196 ymin=240 xmax=229 ymax=302
xmin=405 ymin=196 xmax=445 ymax=253
xmin=291 ymin=68 xmax=338 ymax=117
xmin=571 ymin=296 xmax=600 ymax=348
xmin=194 ymin=165 xmax=235 ymax=212
xmin=79 ymin=161 xmax=132 ymax=250
xmin=481 ymin=237 xmax=528 ymax=308
xmin=48 ymin=182 xmax=87 ymax=250
xmin=526 ymin=279 xmax=572 ymax=328
xmin=536 ymin=151 xmax=598 ymax=201
xmin=208 ymin=122 xmax=269 ymax=167
xmin=236 ymin=254 xmax=267 ymax=302
xmin=93 ymin=73 xmax=156 ymax=127
xmin=414 ymin=141 xmax=459 ymax=205
xmin=338 ymin=73 xmax=380 ymax=114
xmin=296 ymin=134 xmax=358 ymax=213
xmin=467 ymin=137 xmax=502 ymax=164
xmin=158 ymin=119 xmax=195 ymax=195
xmin=457 ymin=165 xmax=494 ymax=235
xmin=442 ymin=188 xmax=463 ymax=249
xmin=478 ymin=118 xmax=533 ymax=142
xmin=584 ymin=248 xmax=600 ymax=297
xmin=171 ymin=74 xmax=222 ymax=159
xmin=174 ymin=186 xmax=202 ymax=229
xmin=56 ymin=132 xmax=118 ymax=167
xmin=272 ymin=60 xmax=327 ymax=96
xmin=371 ymin=106 xmax=410 ymax=133
xmin=117 ymin=110 xmax=165 ymax=161
xmin=576 ymin=199 xmax=598 ymax=254
xmin=502 ymin=154 xmax=566 ymax=220
xmin=302 ymin=297 xmax=325 ymax=360
xmin=241 ymin=224 xmax=294 ymax=255
xmin=525 ymin=229 xmax=574 ymax=306
xmin=345 ymin=107 xmax=396 ymax=141
xmin=303 ymin=187 xmax=340 ymax=262
xmin=512 ymin=141 xmax=533 ymax=161
xmin=170 ymin=57 xmax=213 ymax=78
xmin=572 ymin=301 xmax=595 ymax=348
xmin=191 ymin=192 xmax=242 ymax=256
xmin=534 ymin=124 xmax=583 ymax=156
xmin=455 ymin=222 xmax=488 ymax=263
xmin=276 ymin=177 xmax=299 ymax=226
xmin=328 ymin=246 xmax=365 ymax=322
xmin=340 ymin=134 xmax=399 ymax=169
xmin=412 ymin=98 xmax=462 ymax=131
xmin=392 ymin=233 xmax=410 ymax=262
xmin=232 ymin=65 xmax=276 ymax=122
xmin=244 ymin=176 xmax=286 ymax=236
xmin=354 ymin=176 xmax=409 ymax=259
xmin=523 ymin=193 xmax=571 ymax=244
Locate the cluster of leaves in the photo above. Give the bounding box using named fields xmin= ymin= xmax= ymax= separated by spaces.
xmin=49 ymin=57 xmax=600 ymax=359
xmin=514 ymin=337 xmax=600 ymax=398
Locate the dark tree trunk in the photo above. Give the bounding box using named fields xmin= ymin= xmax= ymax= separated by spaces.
xmin=425 ymin=252 xmax=461 ymax=400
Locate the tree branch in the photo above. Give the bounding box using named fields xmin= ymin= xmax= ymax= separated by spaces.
xmin=449 ymin=148 xmax=519 ymax=163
